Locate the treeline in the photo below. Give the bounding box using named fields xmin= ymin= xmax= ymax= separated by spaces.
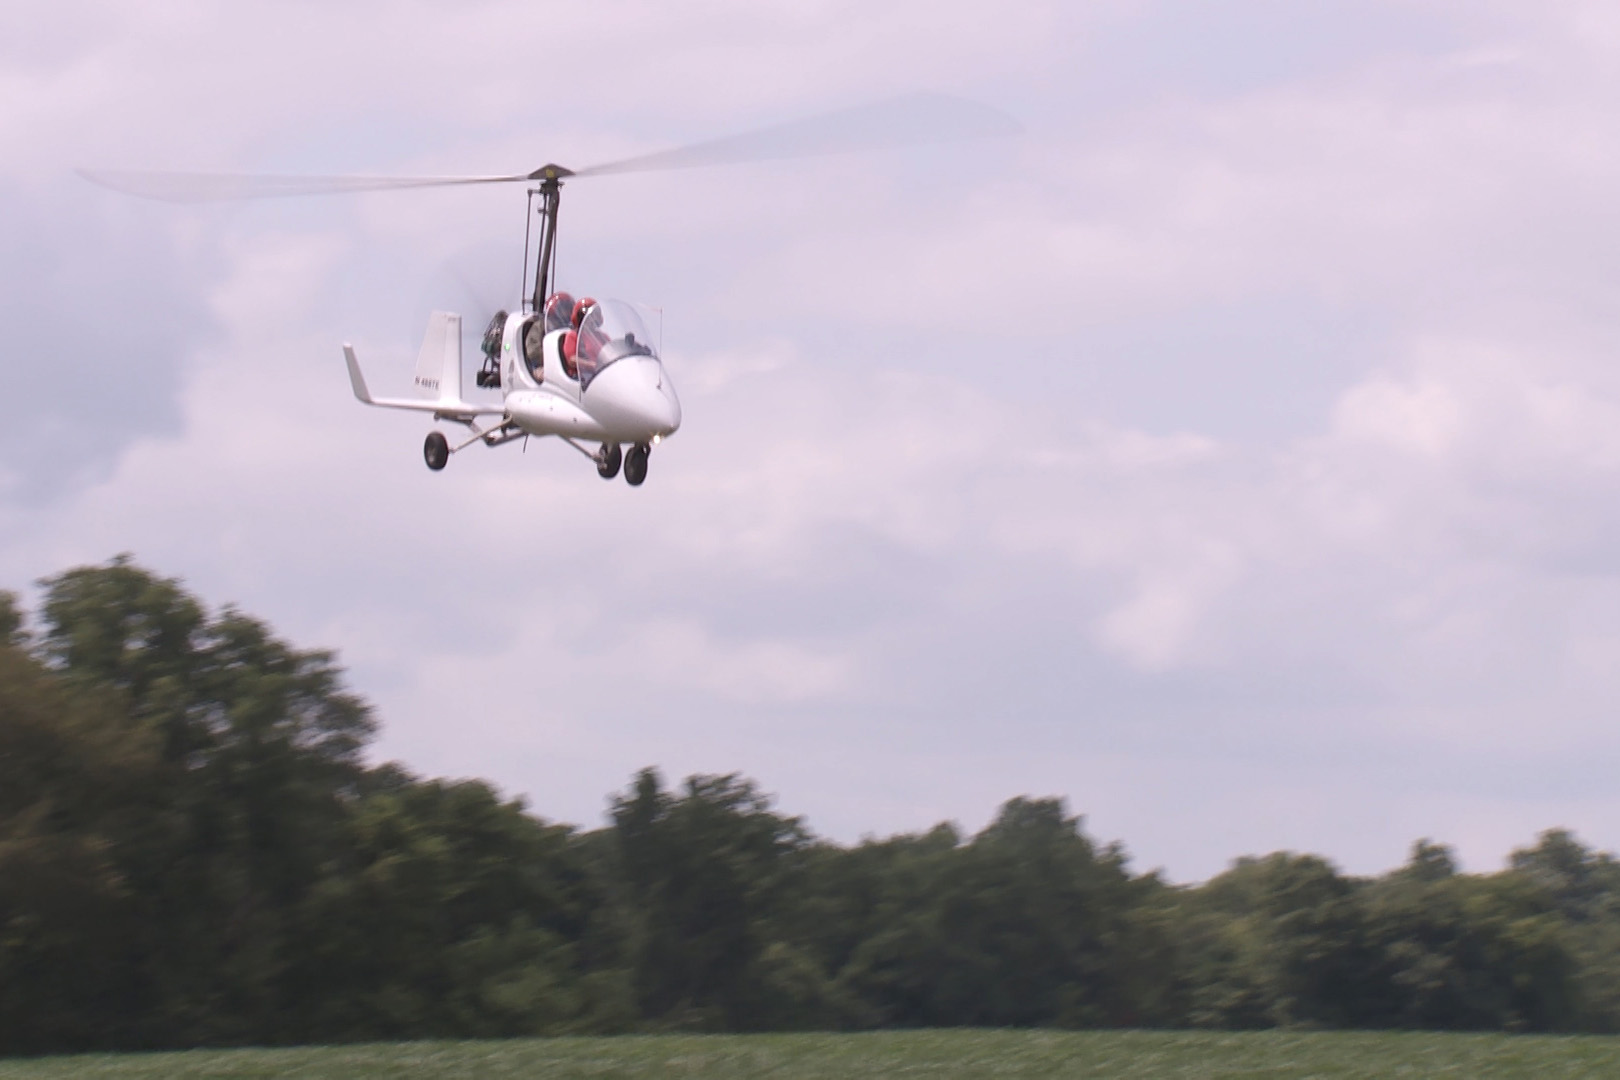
xmin=4 ymin=559 xmax=1620 ymax=1054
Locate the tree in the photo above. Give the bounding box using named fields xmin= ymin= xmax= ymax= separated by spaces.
xmin=4 ymin=556 xmax=1616 ymax=1045
xmin=0 ymin=590 xmax=24 ymax=646
xmin=609 ymin=768 xmax=813 ymax=1029
xmin=16 ymin=558 xmax=378 ymax=1046
xmin=1361 ymin=865 xmax=1574 ymax=1031
xmin=835 ymin=798 xmax=1159 ymax=1028
xmin=1172 ymin=853 xmax=1378 ymax=1028
xmin=0 ymin=641 xmax=159 ymax=1052
xmin=1506 ymin=831 xmax=1620 ymax=1031
xmin=1510 ymin=830 xmax=1620 ymax=924
xmin=285 ymin=775 xmax=616 ymax=1041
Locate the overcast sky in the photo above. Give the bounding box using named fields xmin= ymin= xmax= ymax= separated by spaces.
xmin=6 ymin=0 xmax=1620 ymax=881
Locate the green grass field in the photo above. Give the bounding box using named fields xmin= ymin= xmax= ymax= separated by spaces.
xmin=4 ymin=1030 xmax=1619 ymax=1079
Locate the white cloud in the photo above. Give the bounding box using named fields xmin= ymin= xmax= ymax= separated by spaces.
xmin=11 ymin=1 xmax=1620 ymax=880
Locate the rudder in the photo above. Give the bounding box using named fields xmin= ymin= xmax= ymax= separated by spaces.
xmin=413 ymin=312 xmax=463 ymax=403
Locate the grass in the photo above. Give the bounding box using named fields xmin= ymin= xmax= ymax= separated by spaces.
xmin=4 ymin=1029 xmax=1620 ymax=1079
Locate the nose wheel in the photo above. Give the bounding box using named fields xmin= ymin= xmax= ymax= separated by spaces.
xmin=424 ymin=431 xmax=449 ymax=471
xmin=596 ymin=442 xmax=622 ymax=480
xmin=624 ymin=443 xmax=650 ymax=486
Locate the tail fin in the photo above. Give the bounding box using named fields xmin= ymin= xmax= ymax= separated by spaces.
xmin=413 ymin=312 xmax=463 ymax=403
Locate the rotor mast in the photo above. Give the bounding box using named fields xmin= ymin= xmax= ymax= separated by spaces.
xmin=528 ymin=165 xmax=571 ymax=314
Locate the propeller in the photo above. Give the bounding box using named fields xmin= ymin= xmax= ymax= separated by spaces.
xmin=77 ymin=91 xmax=1020 ymax=203
xmin=413 ymin=243 xmax=518 ymax=353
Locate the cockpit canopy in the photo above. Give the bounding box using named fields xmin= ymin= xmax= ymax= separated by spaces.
xmin=543 ymin=292 xmax=575 ymax=335
xmin=576 ymin=299 xmax=656 ymax=389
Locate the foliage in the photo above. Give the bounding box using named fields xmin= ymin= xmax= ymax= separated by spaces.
xmin=3 ymin=557 xmax=1619 ymax=1052
xmin=609 ymin=768 xmax=815 ymax=1030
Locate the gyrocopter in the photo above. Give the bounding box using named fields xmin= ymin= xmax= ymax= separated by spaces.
xmin=79 ymin=93 xmax=1018 ymax=486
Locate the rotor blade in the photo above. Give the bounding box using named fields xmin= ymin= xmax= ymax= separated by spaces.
xmin=76 ymin=168 xmax=535 ymax=204
xmin=79 ymin=92 xmax=1018 ymax=203
xmin=570 ymin=91 xmax=1020 ymax=179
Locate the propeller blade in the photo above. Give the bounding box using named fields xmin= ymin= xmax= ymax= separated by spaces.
xmin=571 ymin=91 xmax=1020 ymax=179
xmin=75 ymin=168 xmax=535 ymax=203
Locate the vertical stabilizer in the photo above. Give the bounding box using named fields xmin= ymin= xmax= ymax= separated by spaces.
xmin=413 ymin=312 xmax=463 ymax=403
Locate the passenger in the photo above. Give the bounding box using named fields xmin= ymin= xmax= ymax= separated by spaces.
xmin=543 ymin=291 xmax=576 ymax=335
xmin=523 ymin=317 xmax=546 ymax=381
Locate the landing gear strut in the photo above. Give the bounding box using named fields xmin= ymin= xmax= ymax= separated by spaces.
xmin=424 ymin=431 xmax=449 ymax=471
xmin=624 ymin=443 xmax=650 ymax=486
xmin=596 ymin=442 xmax=622 ymax=480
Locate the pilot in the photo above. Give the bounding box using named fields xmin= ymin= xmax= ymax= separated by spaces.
xmin=571 ymin=296 xmax=596 ymax=329
xmin=573 ymin=297 xmax=607 ymax=367
xmin=561 ymin=296 xmax=596 ymax=380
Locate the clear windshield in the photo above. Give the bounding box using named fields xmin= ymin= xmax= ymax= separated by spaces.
xmin=576 ymin=299 xmax=657 ymax=389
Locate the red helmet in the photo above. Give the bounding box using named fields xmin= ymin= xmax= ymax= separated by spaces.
xmin=571 ymin=296 xmax=597 ymax=329
xmin=543 ymin=291 xmax=576 ymax=333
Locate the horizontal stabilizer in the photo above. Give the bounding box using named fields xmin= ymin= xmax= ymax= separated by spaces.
xmin=343 ymin=344 xmax=374 ymax=403
xmin=341 ymin=343 xmax=504 ymax=418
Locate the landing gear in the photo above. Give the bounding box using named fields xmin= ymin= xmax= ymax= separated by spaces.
xmin=424 ymin=431 xmax=449 ymax=471
xmin=624 ymin=443 xmax=650 ymax=486
xmin=596 ymin=442 xmax=622 ymax=480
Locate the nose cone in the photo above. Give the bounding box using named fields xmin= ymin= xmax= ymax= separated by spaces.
xmin=585 ymin=357 xmax=681 ymax=441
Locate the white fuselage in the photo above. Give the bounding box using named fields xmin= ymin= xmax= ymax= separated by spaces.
xmin=497 ymin=316 xmax=681 ymax=446
xmin=341 ymin=303 xmax=680 ymax=483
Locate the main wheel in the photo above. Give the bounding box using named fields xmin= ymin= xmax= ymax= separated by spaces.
xmin=624 ymin=443 xmax=649 ymax=486
xmin=423 ymin=431 xmax=450 ymax=471
xmin=597 ymin=442 xmax=622 ymax=480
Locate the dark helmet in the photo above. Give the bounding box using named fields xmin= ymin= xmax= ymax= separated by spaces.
xmin=480 ymin=309 xmax=508 ymax=358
